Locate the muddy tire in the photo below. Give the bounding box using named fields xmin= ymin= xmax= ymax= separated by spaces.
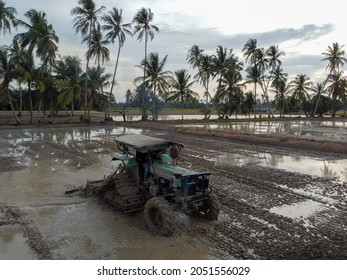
xmin=196 ymin=194 xmax=220 ymax=220
xmin=144 ymin=197 xmax=175 ymax=236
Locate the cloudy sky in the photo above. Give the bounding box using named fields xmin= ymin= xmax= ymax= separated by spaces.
xmin=2 ymin=0 xmax=347 ymax=101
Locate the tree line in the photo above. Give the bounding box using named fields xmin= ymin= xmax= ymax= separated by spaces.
xmin=0 ymin=0 xmax=347 ymax=124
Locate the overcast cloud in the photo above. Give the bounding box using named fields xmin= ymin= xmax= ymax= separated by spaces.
xmin=2 ymin=0 xmax=345 ymax=100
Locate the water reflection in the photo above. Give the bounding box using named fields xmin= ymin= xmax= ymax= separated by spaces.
xmin=270 ymin=200 xmax=328 ymax=219
xmin=2 ymin=125 xmax=347 ymax=183
xmin=178 ymin=120 xmax=347 ymax=142
xmin=218 ymin=151 xmax=347 ymax=181
xmin=2 ymin=127 xmax=143 ymax=147
xmin=110 ymin=114 xmax=221 ymax=121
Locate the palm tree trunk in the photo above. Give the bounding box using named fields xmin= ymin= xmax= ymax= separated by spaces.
xmin=203 ymin=81 xmax=211 ymax=119
xmin=71 ymin=99 xmax=74 ymax=116
xmin=152 ymin=84 xmax=157 ymax=120
xmin=84 ymin=62 xmax=90 ymax=121
xmin=181 ymin=94 xmax=184 ymax=120
xmin=29 ymin=84 xmax=33 ymax=124
xmin=7 ymin=88 xmax=21 ymax=125
xmin=83 ymin=19 xmax=93 ymax=122
xmin=64 ymin=106 xmax=73 ymax=123
xmin=313 ymin=75 xmax=329 ymax=116
xmin=262 ymin=80 xmax=273 ymax=118
xmin=254 ymin=82 xmax=258 ymax=118
xmin=265 ymin=94 xmax=273 ymax=118
xmin=108 ymin=41 xmax=122 ymax=120
xmin=313 ymin=91 xmax=322 ymax=117
xmin=38 ymin=98 xmax=42 ymax=120
xmin=18 ymin=86 xmax=22 ymax=117
xmin=141 ymin=33 xmax=148 ymax=121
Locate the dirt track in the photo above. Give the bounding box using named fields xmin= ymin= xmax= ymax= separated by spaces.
xmin=166 ymin=131 xmax=347 ymax=259
xmin=1 ymin=121 xmax=346 ymax=259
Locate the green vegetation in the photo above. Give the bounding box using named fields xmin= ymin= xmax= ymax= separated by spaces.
xmin=1 ymin=0 xmax=347 ymax=125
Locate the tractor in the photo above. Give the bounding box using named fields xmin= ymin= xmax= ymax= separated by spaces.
xmin=84 ymin=134 xmax=220 ymax=236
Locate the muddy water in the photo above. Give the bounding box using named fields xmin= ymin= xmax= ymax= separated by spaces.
xmin=178 ymin=119 xmax=347 ymax=142
xmin=217 ymin=151 xmax=347 ymax=181
xmin=187 ymin=148 xmax=347 ymax=181
xmin=0 ymin=127 xmax=215 ymax=260
xmin=0 ymin=224 xmax=37 ymax=259
xmin=269 ymin=200 xmax=328 ymax=219
xmin=1 ymin=125 xmax=346 ymax=260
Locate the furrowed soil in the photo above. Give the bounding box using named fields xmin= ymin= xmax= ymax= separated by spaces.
xmin=0 ymin=119 xmax=346 ymax=260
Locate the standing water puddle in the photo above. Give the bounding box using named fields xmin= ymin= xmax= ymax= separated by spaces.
xmin=217 ymin=151 xmax=347 ymax=181
xmin=1 ymin=126 xmax=213 ymax=260
xmin=269 ymin=200 xmax=328 ymax=219
xmin=178 ymin=119 xmax=347 ymax=142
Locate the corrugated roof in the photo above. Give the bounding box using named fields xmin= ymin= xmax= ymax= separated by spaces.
xmin=115 ymin=134 xmax=180 ymax=152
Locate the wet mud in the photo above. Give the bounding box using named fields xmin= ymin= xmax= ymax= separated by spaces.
xmin=0 ymin=122 xmax=346 ymax=259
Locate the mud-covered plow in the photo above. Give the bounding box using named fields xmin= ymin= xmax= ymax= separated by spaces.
xmin=85 ymin=170 xmax=146 ymax=213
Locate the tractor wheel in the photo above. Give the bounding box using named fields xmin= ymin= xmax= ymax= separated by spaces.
xmin=144 ymin=197 xmax=175 ymax=236
xmin=197 ymin=194 xmax=220 ymax=220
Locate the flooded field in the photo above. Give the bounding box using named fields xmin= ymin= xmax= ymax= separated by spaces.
xmin=178 ymin=119 xmax=347 ymax=142
xmin=0 ymin=127 xmax=221 ymax=259
xmin=1 ymin=121 xmax=346 ymax=259
xmin=217 ymin=151 xmax=347 ymax=181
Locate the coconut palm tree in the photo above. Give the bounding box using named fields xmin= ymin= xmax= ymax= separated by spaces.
xmin=0 ymin=45 xmax=21 ymax=124
xmin=195 ymin=54 xmax=214 ymax=109
xmin=71 ymin=0 xmax=105 ymax=121
xmin=102 ymin=8 xmax=132 ymax=119
xmin=167 ymin=69 xmax=198 ymax=120
xmin=38 ymin=67 xmax=60 ymax=118
xmin=125 ymin=89 xmax=133 ymax=103
xmin=245 ymin=64 xmax=261 ymax=112
xmin=10 ymin=38 xmax=24 ymax=116
xmin=290 ymin=74 xmax=312 ymax=117
xmin=266 ymin=45 xmax=285 ymax=70
xmin=270 ymin=66 xmax=288 ymax=117
xmin=87 ymin=65 xmax=111 ymax=113
xmin=187 ymin=45 xmax=204 ymax=69
xmin=243 ymin=39 xmax=260 ymax=116
xmin=242 ymin=38 xmax=258 ymax=64
xmin=83 ymin=24 xmax=110 ymax=67
xmin=311 ymin=82 xmax=326 ymax=117
xmin=135 ymin=52 xmax=171 ymax=119
xmin=249 ymin=45 xmax=285 ymax=118
xmin=0 ymin=0 xmax=17 ymax=35
xmin=322 ymin=43 xmax=347 ymax=74
xmin=53 ymin=56 xmax=82 ymax=118
xmin=314 ymin=42 xmax=347 ymax=116
xmin=272 ymin=78 xmax=291 ymax=117
xmin=212 ymin=47 xmax=243 ymax=117
xmin=82 ymin=24 xmax=110 ymax=117
xmin=212 ymin=45 xmax=235 ymax=89
xmin=16 ymin=9 xmax=59 ymax=66
xmin=132 ymin=7 xmax=159 ymax=120
xmin=270 ymin=65 xmax=288 ymax=89
xmin=16 ymin=48 xmax=44 ymax=124
xmin=15 ymin=9 xmax=59 ymax=121
xmin=254 ymin=47 xmax=273 ymax=117
xmin=15 ymin=9 xmax=58 ymax=120
xmin=243 ymin=91 xmax=256 ymax=119
xmin=187 ymin=45 xmax=215 ymax=117
xmin=326 ymin=70 xmax=347 ymax=117
xmin=215 ymin=65 xmax=245 ymax=118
